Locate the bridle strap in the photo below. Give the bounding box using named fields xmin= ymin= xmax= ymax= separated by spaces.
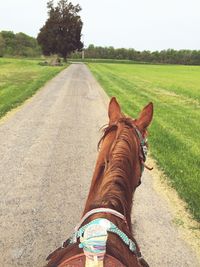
xmin=132 ymin=123 xmax=153 ymax=174
xmin=132 ymin=124 xmax=147 ymax=161
xmin=75 ymin=208 xmax=127 ymax=231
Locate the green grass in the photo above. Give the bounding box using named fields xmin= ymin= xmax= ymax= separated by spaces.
xmin=0 ymin=58 xmax=67 ymax=118
xmin=88 ymin=63 xmax=200 ymax=221
xmin=69 ymin=58 xmax=142 ymax=64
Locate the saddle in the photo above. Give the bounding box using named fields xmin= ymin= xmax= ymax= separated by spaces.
xmin=58 ymin=253 xmax=125 ymax=267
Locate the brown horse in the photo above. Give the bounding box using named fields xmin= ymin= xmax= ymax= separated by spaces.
xmin=46 ymin=97 xmax=153 ymax=267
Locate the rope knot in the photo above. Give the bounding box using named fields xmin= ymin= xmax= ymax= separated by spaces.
xmin=79 ymin=218 xmax=110 ymax=262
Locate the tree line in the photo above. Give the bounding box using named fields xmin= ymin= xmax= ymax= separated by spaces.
xmin=0 ymin=31 xmax=41 ymax=57
xmin=1 ymin=29 xmax=200 ymax=66
xmin=72 ymin=44 xmax=200 ymax=65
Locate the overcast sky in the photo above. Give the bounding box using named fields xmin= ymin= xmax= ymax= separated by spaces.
xmin=0 ymin=0 xmax=200 ymax=51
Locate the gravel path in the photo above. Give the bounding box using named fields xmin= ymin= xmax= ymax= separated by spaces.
xmin=0 ymin=64 xmax=199 ymax=267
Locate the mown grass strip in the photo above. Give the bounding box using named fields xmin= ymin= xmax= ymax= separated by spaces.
xmin=0 ymin=58 xmax=67 ymax=118
xmin=88 ymin=63 xmax=200 ymax=221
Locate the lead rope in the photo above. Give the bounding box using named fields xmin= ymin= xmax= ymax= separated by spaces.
xmin=79 ymin=219 xmax=109 ymax=267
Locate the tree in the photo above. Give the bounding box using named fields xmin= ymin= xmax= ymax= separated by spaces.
xmin=0 ymin=31 xmax=41 ymax=57
xmin=15 ymin=32 xmax=41 ymax=56
xmin=1 ymin=31 xmax=15 ymax=55
xmin=0 ymin=33 xmax=5 ymax=57
xmin=37 ymin=0 xmax=83 ymax=60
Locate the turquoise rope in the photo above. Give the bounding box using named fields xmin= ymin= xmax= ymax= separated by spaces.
xmin=70 ymin=218 xmax=136 ymax=253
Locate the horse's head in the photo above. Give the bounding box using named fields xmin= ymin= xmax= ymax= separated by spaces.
xmin=84 ymin=96 xmax=153 ymax=222
xmin=99 ymin=97 xmax=153 ymax=189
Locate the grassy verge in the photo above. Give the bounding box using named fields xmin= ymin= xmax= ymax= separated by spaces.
xmin=0 ymin=58 xmax=67 ymax=118
xmin=69 ymin=58 xmax=146 ymax=64
xmin=88 ymin=63 xmax=200 ymax=221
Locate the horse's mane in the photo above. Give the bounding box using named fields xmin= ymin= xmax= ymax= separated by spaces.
xmin=90 ymin=118 xmax=137 ymax=219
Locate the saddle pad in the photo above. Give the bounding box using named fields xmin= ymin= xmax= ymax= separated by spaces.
xmin=58 ymin=253 xmax=125 ymax=267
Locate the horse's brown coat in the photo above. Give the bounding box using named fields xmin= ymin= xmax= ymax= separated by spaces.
xmin=46 ymin=97 xmax=153 ymax=267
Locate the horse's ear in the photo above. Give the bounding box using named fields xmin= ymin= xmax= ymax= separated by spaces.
xmin=108 ymin=97 xmax=122 ymax=124
xmin=137 ymin=102 xmax=153 ymax=131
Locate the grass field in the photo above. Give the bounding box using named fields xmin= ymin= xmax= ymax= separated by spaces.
xmin=0 ymin=58 xmax=66 ymax=118
xmin=88 ymin=63 xmax=200 ymax=221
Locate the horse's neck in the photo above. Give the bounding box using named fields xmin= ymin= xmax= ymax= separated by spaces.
xmin=84 ymin=158 xmax=134 ymax=229
xmin=84 ymin=127 xmax=136 ymax=228
xmin=102 ymin=161 xmax=134 ymax=226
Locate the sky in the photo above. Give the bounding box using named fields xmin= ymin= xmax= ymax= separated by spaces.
xmin=0 ymin=0 xmax=200 ymax=51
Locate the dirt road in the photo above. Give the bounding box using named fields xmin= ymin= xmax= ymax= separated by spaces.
xmin=0 ymin=64 xmax=199 ymax=267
